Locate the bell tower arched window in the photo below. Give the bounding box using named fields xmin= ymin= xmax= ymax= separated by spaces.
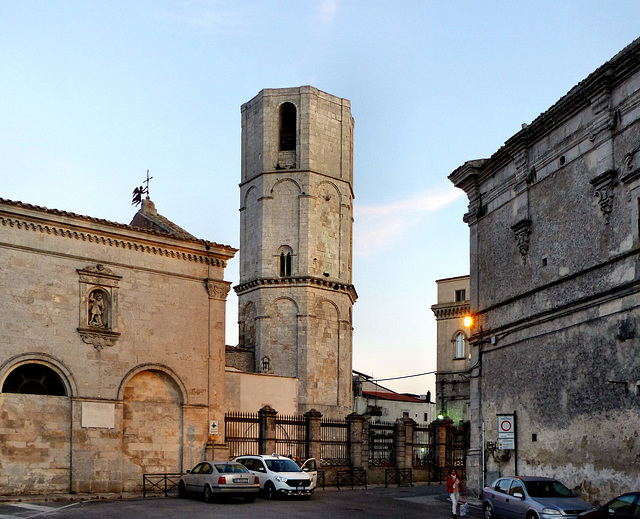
xmin=279 ymin=103 xmax=296 ymax=151
xmin=280 ymin=250 xmax=292 ymax=277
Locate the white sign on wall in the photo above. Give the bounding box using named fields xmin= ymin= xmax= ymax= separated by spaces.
xmin=81 ymin=402 xmax=115 ymax=429
xmin=209 ymin=420 xmax=219 ymax=436
xmin=497 ymin=414 xmax=515 ymax=450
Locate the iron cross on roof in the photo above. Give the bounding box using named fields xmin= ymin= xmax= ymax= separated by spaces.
xmin=132 ymin=170 xmax=153 ymax=206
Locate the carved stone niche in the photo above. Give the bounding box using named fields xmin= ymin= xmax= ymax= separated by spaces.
xmin=511 ymin=219 xmax=532 ymax=265
xmin=77 ymin=264 xmax=121 ymax=350
xmin=590 ymin=169 xmax=618 ymax=223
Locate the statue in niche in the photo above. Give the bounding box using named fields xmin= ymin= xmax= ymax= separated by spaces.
xmin=88 ymin=291 xmax=107 ymax=328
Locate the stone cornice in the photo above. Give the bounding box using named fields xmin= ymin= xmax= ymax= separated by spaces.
xmin=0 ymin=203 xmax=236 ymax=267
xmin=431 ymin=302 xmax=470 ymax=320
xmin=451 ymin=38 xmax=640 ymax=187
xmin=234 ymin=276 xmax=358 ymax=303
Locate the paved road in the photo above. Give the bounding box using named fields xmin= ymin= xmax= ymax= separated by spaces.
xmin=0 ymin=485 xmax=482 ymax=518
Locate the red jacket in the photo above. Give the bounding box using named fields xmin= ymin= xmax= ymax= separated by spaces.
xmin=447 ymin=474 xmax=463 ymax=494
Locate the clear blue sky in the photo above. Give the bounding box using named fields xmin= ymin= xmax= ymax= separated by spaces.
xmin=2 ymin=1 xmax=639 ymax=396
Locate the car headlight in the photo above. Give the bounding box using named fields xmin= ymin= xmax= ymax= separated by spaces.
xmin=541 ymin=509 xmax=562 ymax=515
xmin=275 ymin=475 xmax=287 ymax=482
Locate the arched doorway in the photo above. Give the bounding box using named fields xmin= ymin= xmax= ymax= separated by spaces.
xmin=122 ymin=369 xmax=183 ymax=491
xmin=0 ymin=361 xmax=72 ymax=493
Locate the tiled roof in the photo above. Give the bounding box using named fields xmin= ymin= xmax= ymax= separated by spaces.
xmin=362 ymin=391 xmax=424 ymax=403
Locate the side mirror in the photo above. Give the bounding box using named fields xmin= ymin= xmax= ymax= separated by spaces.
xmin=185 ymin=470 xmax=191 ymax=474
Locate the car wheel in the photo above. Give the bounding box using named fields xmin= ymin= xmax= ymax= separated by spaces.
xmin=178 ymin=481 xmax=187 ymax=498
xmin=526 ymin=513 xmax=539 ymax=519
xmin=244 ymin=496 xmax=256 ymax=503
xmin=484 ymin=503 xmax=495 ymax=519
xmin=204 ymin=484 xmax=214 ymax=503
xmin=264 ymin=482 xmax=276 ymax=500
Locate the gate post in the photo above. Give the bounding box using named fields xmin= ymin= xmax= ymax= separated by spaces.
xmin=259 ymin=405 xmax=277 ymax=455
xmin=395 ymin=417 xmax=415 ymax=470
xmin=434 ymin=417 xmax=454 ymax=469
xmin=346 ymin=412 xmax=368 ymax=469
xmin=305 ymin=409 xmax=323 ymax=460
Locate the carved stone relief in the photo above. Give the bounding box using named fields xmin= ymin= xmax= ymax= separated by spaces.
xmin=77 ymin=264 xmax=121 ymax=350
xmin=205 ymin=278 xmax=231 ymax=301
xmin=590 ymin=169 xmax=618 ymax=223
xmin=511 ymin=219 xmax=532 ymax=265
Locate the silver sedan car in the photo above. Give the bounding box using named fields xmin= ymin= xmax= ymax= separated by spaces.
xmin=178 ymin=460 xmax=260 ymax=503
xmin=483 ymin=476 xmax=593 ymax=519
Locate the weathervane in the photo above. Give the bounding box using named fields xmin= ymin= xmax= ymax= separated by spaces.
xmin=132 ymin=170 xmax=153 ymax=206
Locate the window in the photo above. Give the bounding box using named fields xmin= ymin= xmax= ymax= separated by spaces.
xmin=279 ymin=248 xmax=292 ymax=277
xmin=279 ymin=103 xmax=296 ymax=151
xmin=495 ymin=478 xmax=511 ymax=493
xmin=455 ymin=333 xmax=465 ymax=359
xmin=510 ymin=481 xmax=525 ymax=496
xmin=455 ymin=289 xmax=466 ymax=302
xmin=2 ymin=363 xmax=67 ymax=396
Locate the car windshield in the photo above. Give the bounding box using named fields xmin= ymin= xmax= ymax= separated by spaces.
xmin=265 ymin=459 xmax=302 ymax=472
xmin=524 ymin=480 xmax=574 ymax=498
xmin=215 ymin=463 xmax=249 ymax=474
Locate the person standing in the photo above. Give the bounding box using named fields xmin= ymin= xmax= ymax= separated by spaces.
xmin=447 ymin=468 xmax=464 ymax=518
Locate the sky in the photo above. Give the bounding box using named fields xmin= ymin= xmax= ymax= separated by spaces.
xmin=2 ymin=1 xmax=639 ymax=396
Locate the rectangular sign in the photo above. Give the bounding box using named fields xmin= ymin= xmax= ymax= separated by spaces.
xmin=497 ymin=414 xmax=515 ymax=450
xmin=498 ymin=438 xmax=515 ymax=450
xmin=209 ymin=420 xmax=219 ymax=436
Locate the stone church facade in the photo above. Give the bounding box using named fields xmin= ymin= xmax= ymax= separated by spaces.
xmin=0 ymin=86 xmax=356 ymax=494
xmin=0 ymin=197 xmax=236 ymax=493
xmin=450 ymin=38 xmax=640 ymax=501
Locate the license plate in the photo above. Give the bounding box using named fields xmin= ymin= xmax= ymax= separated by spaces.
xmin=234 ymin=478 xmax=249 ymax=483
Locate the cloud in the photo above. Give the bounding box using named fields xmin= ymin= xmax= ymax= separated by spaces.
xmin=354 ymin=186 xmax=463 ymax=256
xmin=317 ymin=0 xmax=338 ymax=23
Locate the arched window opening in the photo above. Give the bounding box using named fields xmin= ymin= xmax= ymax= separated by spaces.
xmin=2 ymin=364 xmax=67 ymax=396
xmin=279 ymin=251 xmax=292 ymax=277
xmin=279 ymin=103 xmax=296 ymax=151
xmin=455 ymin=333 xmax=466 ymax=359
xmin=278 ymin=246 xmax=293 ymax=277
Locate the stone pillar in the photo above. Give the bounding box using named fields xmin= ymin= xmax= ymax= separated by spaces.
xmin=259 ymin=405 xmax=277 ymax=455
xmin=305 ymin=409 xmax=323 ymax=460
xmin=347 ymin=412 xmax=368 ymax=469
xmin=434 ymin=417 xmax=454 ymax=469
xmin=395 ymin=417 xmax=415 ymax=470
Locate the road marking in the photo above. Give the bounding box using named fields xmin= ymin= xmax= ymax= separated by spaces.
xmin=7 ymin=503 xmax=55 ymax=511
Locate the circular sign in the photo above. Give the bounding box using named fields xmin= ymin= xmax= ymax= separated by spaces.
xmin=499 ymin=417 xmax=513 ymax=432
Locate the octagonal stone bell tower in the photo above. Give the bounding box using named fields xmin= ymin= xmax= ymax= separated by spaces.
xmin=235 ymin=86 xmax=357 ymax=418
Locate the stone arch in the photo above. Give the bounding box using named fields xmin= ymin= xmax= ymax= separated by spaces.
xmin=239 ymin=301 xmax=257 ymax=348
xmin=117 ymin=364 xmax=187 ymax=403
xmin=0 ymin=354 xmax=73 ymax=493
xmin=119 ymin=367 xmax=185 ymax=491
xmin=270 ymin=180 xmax=301 ymax=264
xmin=313 ymin=299 xmax=341 ymax=406
xmin=242 ymin=186 xmax=260 ymax=279
xmin=313 ymin=182 xmax=342 ymax=278
xmin=0 ymin=353 xmax=76 ymax=397
xmin=267 ymin=297 xmax=299 ymax=378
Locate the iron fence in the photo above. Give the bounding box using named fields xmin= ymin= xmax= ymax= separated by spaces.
xmin=225 ymin=412 xmax=260 ymax=458
xmin=275 ymin=414 xmax=307 ymax=459
xmin=320 ymin=418 xmax=349 ymax=466
xmin=412 ymin=424 xmax=436 ymax=467
xmin=368 ymin=421 xmax=395 ymax=467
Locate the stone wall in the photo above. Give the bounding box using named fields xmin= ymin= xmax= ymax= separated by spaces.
xmin=0 ymin=199 xmax=235 ymax=494
xmin=450 ymin=38 xmax=640 ymax=501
